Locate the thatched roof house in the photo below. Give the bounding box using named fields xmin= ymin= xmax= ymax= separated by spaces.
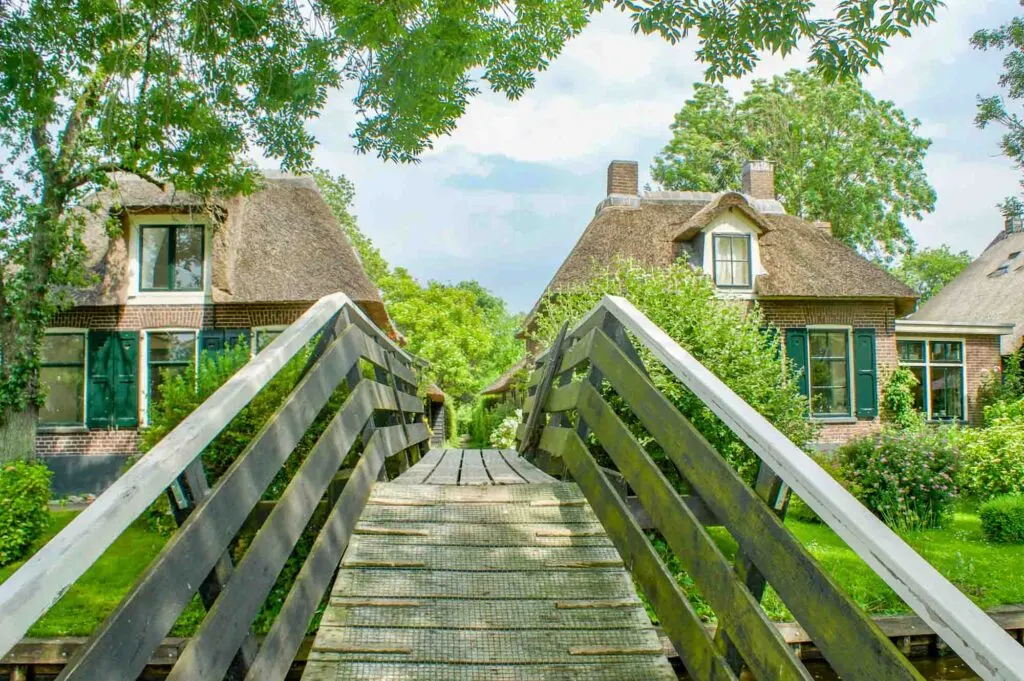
xmin=75 ymin=172 xmax=392 ymax=332
xmin=481 ymin=357 xmax=530 ymax=397
xmin=909 ymin=219 xmax=1024 ymax=355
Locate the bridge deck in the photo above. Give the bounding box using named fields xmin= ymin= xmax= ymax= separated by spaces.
xmin=303 ymin=449 xmax=675 ymax=680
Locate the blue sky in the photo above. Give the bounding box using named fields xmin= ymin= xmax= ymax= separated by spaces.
xmin=304 ymin=1 xmax=1022 ymax=314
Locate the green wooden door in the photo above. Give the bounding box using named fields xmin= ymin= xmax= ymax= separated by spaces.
xmin=784 ymin=328 xmax=809 ymax=399
xmin=86 ymin=331 xmax=138 ymax=428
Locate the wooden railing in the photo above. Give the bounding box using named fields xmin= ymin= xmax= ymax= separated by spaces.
xmin=0 ymin=293 xmax=428 ymax=681
xmin=518 ymin=295 xmax=1024 ymax=681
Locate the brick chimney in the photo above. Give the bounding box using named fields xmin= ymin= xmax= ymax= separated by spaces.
xmin=742 ymin=160 xmax=775 ymax=200
xmin=1006 ymin=215 xmax=1024 ymax=234
xmin=607 ymin=160 xmax=638 ymax=196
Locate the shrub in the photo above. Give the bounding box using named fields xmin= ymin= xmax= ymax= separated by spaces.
xmin=786 ymin=495 xmax=821 ymax=524
xmin=490 ymin=409 xmax=523 ymax=449
xmin=881 ymin=366 xmax=924 ymax=429
xmin=977 ymin=350 xmax=1023 ymax=411
xmin=444 ymin=400 xmax=457 ymax=444
xmin=530 ymin=258 xmax=814 ymax=483
xmin=979 ymin=494 xmax=1024 ymax=544
xmin=838 ymin=427 xmax=957 ymax=530
xmin=0 ymin=459 xmax=52 ymax=566
xmin=465 ymin=397 xmax=517 ymax=447
xmin=954 ymin=396 xmax=1024 ymax=501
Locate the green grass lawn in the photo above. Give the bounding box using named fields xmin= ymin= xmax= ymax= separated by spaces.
xmin=4 ymin=508 xmax=1024 ymax=637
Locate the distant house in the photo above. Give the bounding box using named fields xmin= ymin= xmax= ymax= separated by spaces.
xmin=524 ymin=160 xmax=1009 ymax=444
xmin=36 ymin=173 xmax=392 ymax=494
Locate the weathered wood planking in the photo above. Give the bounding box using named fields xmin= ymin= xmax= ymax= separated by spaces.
xmin=481 ymin=449 xmax=527 ymax=484
xmin=457 ymin=449 xmax=490 ymax=485
xmin=586 ymin=329 xmax=923 ymax=681
xmin=424 ymin=449 xmax=462 ymax=484
xmin=500 ymin=449 xmax=556 ymax=483
xmin=0 ymin=293 xmax=356 ymax=659
xmin=391 ymin=449 xmax=446 ymax=484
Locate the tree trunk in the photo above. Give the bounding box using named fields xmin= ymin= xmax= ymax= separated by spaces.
xmin=0 ymin=406 xmax=38 ymax=461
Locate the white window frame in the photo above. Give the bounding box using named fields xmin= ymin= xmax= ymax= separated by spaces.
xmin=805 ymin=325 xmax=855 ymax=420
xmin=38 ymin=328 xmax=89 ymax=429
xmin=141 ymin=328 xmax=200 ymax=426
xmin=700 ymin=213 xmax=765 ymax=299
xmin=897 ymin=336 xmax=968 ymax=422
xmin=127 ymin=213 xmax=214 ymax=305
xmin=252 ymin=325 xmax=288 ymax=356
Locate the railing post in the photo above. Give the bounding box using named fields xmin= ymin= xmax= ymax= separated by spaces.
xmin=519 ymin=321 xmax=569 ymax=461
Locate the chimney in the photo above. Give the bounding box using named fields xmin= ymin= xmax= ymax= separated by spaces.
xmin=1006 ymin=215 xmax=1024 ymax=234
xmin=607 ymin=160 xmax=638 ymax=196
xmin=742 ymin=160 xmax=775 ymax=200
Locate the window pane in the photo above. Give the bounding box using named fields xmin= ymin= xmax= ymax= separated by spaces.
xmin=908 ymin=366 xmax=926 ymax=412
xmin=39 ymin=366 xmax=84 ymax=423
xmin=149 ymin=364 xmax=189 ymax=405
xmin=811 ymin=387 xmax=849 ymax=416
xmin=149 ymin=332 xmax=196 ymax=363
xmin=732 ymin=261 xmax=750 ymax=287
xmin=256 ymin=330 xmax=282 ymax=352
xmin=898 ymin=340 xmax=925 ymax=363
xmin=810 ymin=331 xmax=846 ymax=359
xmin=141 ymin=227 xmax=171 ymax=289
xmin=930 ymin=365 xmax=964 ymax=420
xmin=174 ymin=227 xmax=204 ymax=291
xmin=930 ymin=341 xmax=963 ymax=363
xmin=732 ymin=236 xmax=749 ymax=261
xmin=715 ymin=235 xmax=733 ymax=259
xmin=41 ymin=334 xmax=85 ymax=364
xmin=808 ymin=331 xmax=850 ymax=416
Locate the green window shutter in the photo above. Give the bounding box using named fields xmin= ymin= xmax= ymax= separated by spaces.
xmin=785 ymin=328 xmax=809 ymax=398
xmin=224 ymin=328 xmax=250 ymax=351
xmin=853 ymin=328 xmax=878 ymax=418
xmin=199 ymin=329 xmax=225 ymax=355
xmin=113 ymin=332 xmax=139 ymax=427
xmin=86 ymin=331 xmax=113 ymax=428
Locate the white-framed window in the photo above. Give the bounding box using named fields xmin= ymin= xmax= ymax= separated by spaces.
xmin=712 ymin=233 xmax=753 ymax=288
xmin=253 ymin=326 xmax=287 ymax=354
xmin=807 ymin=327 xmax=852 ymax=418
xmin=143 ymin=329 xmax=198 ymax=421
xmin=898 ymin=338 xmax=966 ymax=421
xmin=39 ymin=330 xmax=88 ymax=426
xmin=127 ymin=214 xmax=213 ymax=305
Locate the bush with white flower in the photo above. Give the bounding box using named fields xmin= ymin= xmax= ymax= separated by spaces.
xmin=489 ymin=409 xmax=523 ymax=449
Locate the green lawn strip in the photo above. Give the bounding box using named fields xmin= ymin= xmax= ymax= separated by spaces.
xmin=651 ymin=512 xmax=1024 ymax=624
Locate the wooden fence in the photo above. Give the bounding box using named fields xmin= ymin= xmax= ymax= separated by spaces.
xmin=0 ymin=293 xmax=428 ymax=681
xmin=518 ymin=295 xmax=1024 ymax=681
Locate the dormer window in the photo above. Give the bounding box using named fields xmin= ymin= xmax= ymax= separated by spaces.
xmin=712 ymin=233 xmax=752 ymax=288
xmin=140 ymin=224 xmax=204 ymax=291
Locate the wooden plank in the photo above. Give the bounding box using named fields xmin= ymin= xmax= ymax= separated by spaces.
xmin=592 ymin=295 xmax=1024 ymax=678
xmin=481 ymin=450 xmax=527 ymax=484
xmin=241 ymin=425 xmax=412 ymax=681
xmin=587 ymin=329 xmax=923 ymax=681
xmin=0 ymin=292 xmax=352 ymax=658
xmin=168 ymin=382 xmax=384 ymax=681
xmin=301 ymin=660 xmax=673 ymax=680
xmin=352 ymin=522 xmax=612 ymax=547
xmin=425 ymin=449 xmax=462 ymax=485
xmin=500 ymin=450 xmax=556 ymax=483
xmin=524 ymin=381 xmax=581 ymax=415
xmin=341 ymin=539 xmax=623 ymax=571
xmin=57 ymin=327 xmax=368 ymax=681
xmin=330 ymin=569 xmax=638 ymax=600
xmin=575 ymin=381 xmax=811 ymax=681
xmin=458 ymin=450 xmax=490 ymax=485
xmin=541 ymin=427 xmax=737 ymax=681
xmin=519 ymin=321 xmax=568 ymax=454
xmin=391 ymin=449 xmax=445 ymax=484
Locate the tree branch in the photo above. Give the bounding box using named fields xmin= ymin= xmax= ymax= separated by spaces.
xmin=68 ymin=164 xmax=168 ymax=192
xmin=56 ymin=69 xmax=112 ymax=183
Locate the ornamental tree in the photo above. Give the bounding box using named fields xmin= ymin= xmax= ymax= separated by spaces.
xmin=651 ymin=70 xmax=936 ymax=259
xmin=0 ymin=0 xmax=944 ymax=453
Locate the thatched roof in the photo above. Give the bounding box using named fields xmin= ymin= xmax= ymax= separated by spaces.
xmin=425 ymin=384 xmax=446 ymax=403
xmin=912 ymin=228 xmax=1024 ymax=354
xmin=74 ymin=173 xmax=393 ymax=332
xmin=528 ymin=190 xmax=917 ymax=321
xmin=481 ymin=357 xmax=530 ymax=396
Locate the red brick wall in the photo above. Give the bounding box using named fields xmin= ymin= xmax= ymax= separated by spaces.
xmin=50 ymin=302 xmax=313 ymax=330
xmin=35 ymin=429 xmax=139 ymax=456
xmin=759 ymin=299 xmax=898 ymax=444
xmin=965 ymin=335 xmax=1002 ymax=425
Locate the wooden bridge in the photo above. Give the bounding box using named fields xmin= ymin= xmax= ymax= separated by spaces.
xmin=1 ymin=293 xmax=1023 ymax=681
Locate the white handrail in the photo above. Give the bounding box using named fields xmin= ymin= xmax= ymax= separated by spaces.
xmin=560 ymin=295 xmax=1024 ymax=681
xmin=0 ymin=292 xmax=405 ymax=658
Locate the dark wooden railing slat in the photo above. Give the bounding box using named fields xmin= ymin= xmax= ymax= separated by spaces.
xmin=519 ymin=321 xmax=569 ymax=455
xmin=57 ymin=326 xmax=367 ymax=681
xmin=573 ymin=381 xmax=812 ymax=681
xmin=539 ymin=427 xmax=738 ymax=681
xmin=585 ymin=329 xmax=923 ymax=681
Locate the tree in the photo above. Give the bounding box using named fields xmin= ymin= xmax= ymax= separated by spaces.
xmin=651 ymin=70 xmax=936 ymax=258
xmin=0 ymin=0 xmax=946 ymax=452
xmin=891 ymin=245 xmax=972 ymax=302
xmin=973 ymin=10 xmax=1024 ymax=219
xmin=313 ymin=170 xmax=390 ymax=285
xmin=529 ymin=258 xmax=814 ymax=483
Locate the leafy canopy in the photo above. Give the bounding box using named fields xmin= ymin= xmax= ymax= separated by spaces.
xmin=529 ymin=258 xmax=813 ymax=483
xmin=891 ymin=245 xmax=971 ymax=302
xmin=973 ymin=10 xmax=1024 ymax=218
xmin=651 ymin=70 xmax=936 ymax=258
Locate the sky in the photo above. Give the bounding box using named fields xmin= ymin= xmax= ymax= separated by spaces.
xmin=304 ymin=1 xmax=1023 ymax=314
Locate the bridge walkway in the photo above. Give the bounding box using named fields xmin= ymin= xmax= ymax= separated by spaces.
xmin=302 ymin=448 xmax=676 ymax=680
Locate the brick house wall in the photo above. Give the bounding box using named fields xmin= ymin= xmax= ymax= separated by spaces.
xmin=759 ymin=299 xmax=898 ymax=444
